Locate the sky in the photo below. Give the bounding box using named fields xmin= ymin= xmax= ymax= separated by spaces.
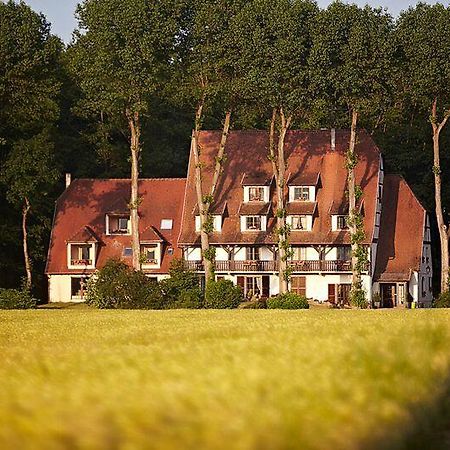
xmin=22 ymin=0 xmax=447 ymax=44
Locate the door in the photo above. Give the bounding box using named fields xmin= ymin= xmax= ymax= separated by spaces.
xmin=328 ymin=284 xmax=336 ymax=304
xmin=337 ymin=284 xmax=351 ymax=306
xmin=381 ymin=284 xmax=397 ymax=308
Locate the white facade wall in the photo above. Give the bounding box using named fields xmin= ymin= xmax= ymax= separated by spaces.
xmin=49 ymin=275 xmax=75 ymax=303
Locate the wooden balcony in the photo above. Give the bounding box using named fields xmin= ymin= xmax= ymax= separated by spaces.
xmin=185 ymin=260 xmax=368 ymax=273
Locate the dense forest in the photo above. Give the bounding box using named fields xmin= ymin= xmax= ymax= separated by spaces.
xmin=0 ymin=0 xmax=449 ymax=300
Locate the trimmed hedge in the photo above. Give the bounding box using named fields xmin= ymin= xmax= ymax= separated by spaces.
xmin=0 ymin=288 xmax=37 ymax=310
xmin=204 ymin=279 xmax=243 ymax=309
xmin=267 ymin=292 xmax=309 ymax=310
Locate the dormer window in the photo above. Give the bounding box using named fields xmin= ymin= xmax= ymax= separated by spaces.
xmin=107 ymin=215 xmax=130 ymax=235
xmin=195 ymin=215 xmax=222 ymax=232
xmin=249 ymin=187 xmax=264 ymax=202
xmin=293 ymin=187 xmax=310 ymax=201
xmin=336 ymin=216 xmax=348 ymax=231
xmin=70 ymin=244 xmax=92 ymax=266
xmin=140 ymin=243 xmax=161 ymax=268
xmin=291 ymin=215 xmax=308 ymax=230
xmin=246 ymin=216 xmax=262 ymax=231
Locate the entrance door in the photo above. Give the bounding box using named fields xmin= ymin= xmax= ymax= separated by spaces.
xmin=337 ymin=284 xmax=351 ymax=306
xmin=381 ymin=284 xmax=397 ymax=308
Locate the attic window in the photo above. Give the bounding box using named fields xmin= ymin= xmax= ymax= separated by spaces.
xmin=161 ymin=219 xmax=173 ymax=230
xmin=123 ymin=247 xmax=132 ymax=257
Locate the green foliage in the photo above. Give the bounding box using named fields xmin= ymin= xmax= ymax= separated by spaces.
xmin=0 ymin=287 xmax=37 ymax=310
xmin=434 ymin=291 xmax=450 ymax=308
xmin=159 ymin=259 xmax=200 ymax=307
xmin=267 ymin=292 xmax=309 ymax=310
xmin=350 ymin=283 xmax=369 ymax=309
xmin=202 ymin=247 xmax=216 ymax=263
xmin=166 ymin=287 xmax=203 ymax=310
xmin=204 ymin=280 xmax=243 ymax=309
xmin=85 ymin=259 xmax=164 ymax=309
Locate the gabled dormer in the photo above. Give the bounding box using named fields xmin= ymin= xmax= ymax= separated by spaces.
xmin=287 ymin=172 xmax=321 ymax=203
xmin=238 ymin=202 xmax=271 ymax=232
xmin=140 ymin=226 xmax=164 ymax=269
xmin=330 ymin=201 xmax=364 ymax=231
xmin=241 ymin=173 xmax=273 ymax=203
xmin=105 ymin=196 xmax=131 ymax=235
xmin=286 ymin=202 xmax=317 ymax=231
xmin=194 ymin=202 xmax=227 ymax=233
xmin=66 ymin=226 xmax=99 ymax=269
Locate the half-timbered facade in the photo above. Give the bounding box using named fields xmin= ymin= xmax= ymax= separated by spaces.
xmin=46 ymin=130 xmax=432 ymax=306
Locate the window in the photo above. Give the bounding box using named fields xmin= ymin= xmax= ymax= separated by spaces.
xmin=336 ymin=216 xmax=348 ymax=230
xmin=249 ymin=187 xmax=264 ymax=202
xmin=70 ymin=244 xmax=91 ymax=265
xmin=71 ymin=277 xmax=87 ymax=299
xmin=108 ymin=215 xmax=130 ymax=234
xmin=292 ymin=247 xmax=307 ymax=261
xmin=293 ymin=187 xmax=310 ymax=201
xmin=123 ymin=247 xmax=132 ymax=257
xmin=291 ymin=215 xmax=307 ymax=230
xmin=246 ymin=216 xmax=262 ymax=231
xmin=161 ymin=219 xmax=173 ymax=230
xmin=245 ymin=276 xmax=262 ymax=297
xmin=246 ymin=247 xmax=260 ymax=261
xmin=337 ymin=246 xmax=352 ymax=261
xmin=142 ymin=245 xmax=158 ymax=264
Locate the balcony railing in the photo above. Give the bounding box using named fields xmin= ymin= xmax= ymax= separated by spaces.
xmin=185 ymin=260 xmax=368 ymax=273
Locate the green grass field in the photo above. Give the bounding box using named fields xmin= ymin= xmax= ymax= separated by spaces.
xmin=1 ymin=309 xmax=450 ymax=450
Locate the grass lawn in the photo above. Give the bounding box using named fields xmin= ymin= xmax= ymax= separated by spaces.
xmin=1 ymin=309 xmax=450 ymax=449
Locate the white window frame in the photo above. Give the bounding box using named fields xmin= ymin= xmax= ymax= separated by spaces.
xmin=245 ymin=216 xmax=262 ymax=231
xmin=334 ymin=215 xmax=348 ymax=231
xmin=248 ymin=186 xmax=265 ymax=202
xmin=106 ymin=215 xmax=131 ymax=235
xmin=291 ymin=215 xmax=308 ymax=231
xmin=293 ymin=186 xmax=310 ymax=201
xmin=67 ymin=243 xmax=95 ymax=269
xmin=141 ymin=243 xmax=161 ymax=268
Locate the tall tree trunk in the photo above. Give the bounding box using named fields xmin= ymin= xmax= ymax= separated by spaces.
xmin=22 ymin=197 xmax=32 ymax=289
xmin=348 ymin=109 xmax=360 ymax=292
xmin=192 ymin=99 xmax=232 ymax=286
xmin=272 ymin=108 xmax=292 ymax=294
xmin=127 ymin=109 xmax=141 ymax=271
xmin=431 ymin=98 xmax=450 ymax=293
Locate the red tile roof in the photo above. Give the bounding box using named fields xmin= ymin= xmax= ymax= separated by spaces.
xmin=179 ymin=130 xmax=381 ymax=245
xmin=287 ymin=172 xmax=321 ymax=186
xmin=374 ymin=175 xmax=426 ymax=282
xmin=238 ymin=202 xmax=272 ymax=215
xmin=66 ymin=226 xmax=100 ymax=243
xmin=286 ymin=202 xmax=317 ymax=215
xmin=46 ymin=179 xmax=186 ymax=275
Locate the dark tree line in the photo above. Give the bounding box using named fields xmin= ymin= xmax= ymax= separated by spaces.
xmin=0 ymin=0 xmax=449 ymax=299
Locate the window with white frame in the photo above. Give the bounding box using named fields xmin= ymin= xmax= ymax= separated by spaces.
xmin=70 ymin=244 xmax=92 ymax=265
xmin=246 ymin=247 xmax=260 ymax=261
xmin=291 ymin=215 xmax=308 ymax=230
xmin=293 ymin=187 xmax=310 ymax=201
xmin=245 ymin=216 xmax=262 ymax=231
xmin=336 ymin=216 xmax=348 ymax=230
xmin=141 ymin=244 xmax=158 ymax=264
xmin=292 ymin=247 xmax=307 ymax=261
xmin=71 ymin=277 xmax=88 ymax=299
xmin=249 ymin=187 xmax=264 ymax=202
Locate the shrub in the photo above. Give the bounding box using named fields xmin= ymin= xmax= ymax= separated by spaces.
xmin=350 ymin=286 xmax=368 ymax=309
xmin=204 ymin=280 xmax=243 ymax=309
xmin=85 ymin=259 xmax=164 ymax=309
xmin=0 ymin=288 xmax=37 ymax=310
xmin=434 ymin=291 xmax=450 ymax=308
xmin=166 ymin=287 xmax=203 ymax=309
xmin=160 ymin=259 xmax=200 ymax=308
xmin=267 ymin=292 xmax=309 ymax=310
